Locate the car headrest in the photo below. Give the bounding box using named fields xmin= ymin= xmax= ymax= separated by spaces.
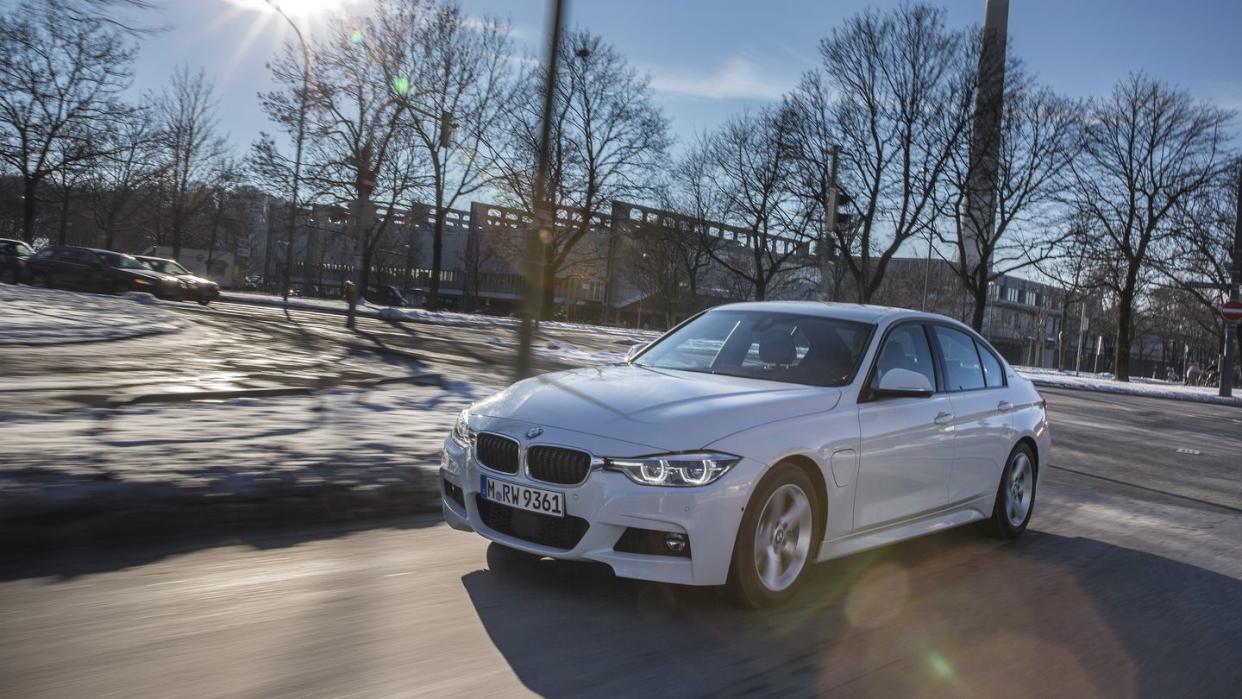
xmin=758 ymin=331 xmax=797 ymax=365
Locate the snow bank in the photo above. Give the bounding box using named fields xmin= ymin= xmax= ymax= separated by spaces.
xmin=0 ymin=380 xmax=484 ymax=520
xmin=1015 ymin=366 xmax=1242 ymax=406
xmin=0 ymin=284 xmax=184 ymax=346
xmin=220 ymin=290 xmax=662 ymax=341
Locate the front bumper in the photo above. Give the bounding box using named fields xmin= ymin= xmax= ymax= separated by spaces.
xmin=439 ymin=424 xmax=760 ymax=586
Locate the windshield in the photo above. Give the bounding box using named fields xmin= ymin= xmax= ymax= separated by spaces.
xmin=98 ymin=252 xmax=147 ymax=270
xmin=143 ymin=259 xmax=189 ymax=275
xmin=634 ymin=310 xmax=873 ymax=387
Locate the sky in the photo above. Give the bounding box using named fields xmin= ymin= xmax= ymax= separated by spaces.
xmin=28 ymin=0 xmax=1239 ymax=157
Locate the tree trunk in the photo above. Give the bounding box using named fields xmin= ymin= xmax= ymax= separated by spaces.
xmin=428 ymin=206 xmax=446 ymax=310
xmin=57 ymin=190 xmax=70 ymax=246
xmin=22 ymin=178 xmax=38 ymax=243
xmin=1114 ymin=287 xmax=1134 ymax=382
xmin=970 ymin=280 xmax=988 ymax=332
xmin=540 ymin=262 xmax=556 ymax=320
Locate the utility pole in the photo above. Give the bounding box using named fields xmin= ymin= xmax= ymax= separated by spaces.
xmin=820 ymin=145 xmax=839 ymax=301
xmin=266 ymin=0 xmax=310 ymax=306
xmin=1221 ymin=160 xmax=1242 ymax=397
xmin=961 ymin=0 xmax=1009 ymax=325
xmin=516 ymin=0 xmax=567 ymax=380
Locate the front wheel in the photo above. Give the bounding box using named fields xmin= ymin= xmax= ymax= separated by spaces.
xmin=981 ymin=443 xmax=1037 ymax=539
xmin=727 ymin=463 xmax=819 ymax=608
xmin=31 ymin=273 xmax=50 ymax=288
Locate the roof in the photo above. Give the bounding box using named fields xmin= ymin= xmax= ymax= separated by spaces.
xmin=710 ymin=300 xmax=962 ymax=326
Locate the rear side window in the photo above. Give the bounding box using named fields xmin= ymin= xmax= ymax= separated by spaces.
xmin=932 ymin=326 xmax=985 ymax=391
xmin=977 ymin=341 xmax=1005 ymax=388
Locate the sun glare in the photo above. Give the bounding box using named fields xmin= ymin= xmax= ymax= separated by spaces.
xmin=225 ymin=0 xmax=349 ymax=19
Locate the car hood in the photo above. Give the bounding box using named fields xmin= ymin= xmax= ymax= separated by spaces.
xmin=470 ymin=364 xmax=841 ymax=451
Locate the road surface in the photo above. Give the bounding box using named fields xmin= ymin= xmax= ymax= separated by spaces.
xmin=2 ymin=386 xmax=1240 ymax=697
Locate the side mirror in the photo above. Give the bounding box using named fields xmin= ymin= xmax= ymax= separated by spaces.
xmin=873 ymin=368 xmax=934 ymax=399
xmin=624 ymin=342 xmax=648 ymax=363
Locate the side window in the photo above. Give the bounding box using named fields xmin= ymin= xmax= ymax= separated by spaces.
xmin=932 ymin=326 xmax=986 ymax=391
xmin=976 ymin=341 xmax=1005 ymax=388
xmin=873 ymin=324 xmax=937 ymax=390
xmin=31 ymin=248 xmax=54 ymax=260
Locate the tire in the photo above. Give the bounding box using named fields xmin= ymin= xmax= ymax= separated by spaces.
xmin=31 ymin=273 xmax=50 ymax=288
xmin=197 ymin=299 xmax=210 ymax=306
xmin=727 ymin=463 xmax=821 ymax=609
xmin=0 ymin=268 xmax=14 ymax=285
xmin=980 ymin=443 xmax=1037 ymax=539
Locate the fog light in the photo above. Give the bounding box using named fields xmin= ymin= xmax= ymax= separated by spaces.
xmin=664 ymin=533 xmax=687 ymax=553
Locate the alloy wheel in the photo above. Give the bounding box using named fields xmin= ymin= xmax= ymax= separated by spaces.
xmin=753 ymin=483 xmax=813 ymax=592
xmin=1005 ymin=452 xmax=1033 ymax=528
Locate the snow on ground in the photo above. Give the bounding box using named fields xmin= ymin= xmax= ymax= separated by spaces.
xmin=1015 ymin=366 xmax=1242 ymax=406
xmin=221 ymin=290 xmax=662 ymax=341
xmin=0 ymin=380 xmax=484 ymax=519
xmin=0 ymin=284 xmax=184 ymax=345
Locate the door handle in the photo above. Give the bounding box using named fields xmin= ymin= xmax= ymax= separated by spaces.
xmin=934 ymin=411 xmax=953 ymax=426
xmin=997 ymin=401 xmax=1012 ymax=413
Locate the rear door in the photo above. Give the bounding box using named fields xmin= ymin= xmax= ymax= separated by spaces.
xmin=854 ymin=322 xmax=954 ymax=530
xmin=929 ymin=325 xmax=1016 ymax=506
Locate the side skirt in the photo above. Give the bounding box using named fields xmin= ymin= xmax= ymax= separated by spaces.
xmin=816 ymin=495 xmax=993 ymax=562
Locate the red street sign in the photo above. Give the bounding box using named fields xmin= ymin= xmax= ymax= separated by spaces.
xmin=1223 ymin=300 xmax=1242 ymax=323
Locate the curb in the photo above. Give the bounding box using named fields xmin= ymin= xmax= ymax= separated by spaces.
xmin=1025 ymin=377 xmax=1242 ymax=407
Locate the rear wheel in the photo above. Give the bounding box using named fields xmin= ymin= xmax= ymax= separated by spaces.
xmin=727 ymin=463 xmax=819 ymax=608
xmin=0 ymin=267 xmax=15 ymax=284
xmin=981 ymin=443 xmax=1037 ymax=539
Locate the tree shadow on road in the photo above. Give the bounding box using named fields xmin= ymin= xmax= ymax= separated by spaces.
xmin=462 ymin=528 xmax=1242 ymax=697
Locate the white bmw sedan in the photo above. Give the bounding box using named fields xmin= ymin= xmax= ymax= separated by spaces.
xmin=440 ymin=302 xmax=1050 ymax=607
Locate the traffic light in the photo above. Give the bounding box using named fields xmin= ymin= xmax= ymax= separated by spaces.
xmin=439 ymin=110 xmax=458 ymax=149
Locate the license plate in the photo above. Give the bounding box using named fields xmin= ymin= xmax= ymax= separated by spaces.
xmin=480 ymin=475 xmax=564 ymax=518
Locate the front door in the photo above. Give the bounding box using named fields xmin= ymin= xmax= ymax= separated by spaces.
xmin=854 ymin=323 xmax=953 ymax=530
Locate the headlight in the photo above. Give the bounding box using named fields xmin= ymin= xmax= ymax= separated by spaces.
xmin=605 ymin=452 xmax=740 ymax=487
xmin=132 ymin=278 xmax=151 ymax=286
xmin=451 ymin=409 xmax=473 ymax=447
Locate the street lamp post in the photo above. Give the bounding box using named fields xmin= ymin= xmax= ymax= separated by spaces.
xmin=266 ymin=0 xmax=310 ymax=306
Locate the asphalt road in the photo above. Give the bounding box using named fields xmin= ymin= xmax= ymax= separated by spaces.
xmin=2 ymin=385 xmax=1240 ymax=698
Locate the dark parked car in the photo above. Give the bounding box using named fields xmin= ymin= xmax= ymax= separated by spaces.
xmin=0 ymin=238 xmax=33 ymax=284
xmin=364 ymin=284 xmax=408 ymax=307
xmin=25 ymin=246 xmax=182 ymax=299
xmin=135 ymin=255 xmax=220 ymax=305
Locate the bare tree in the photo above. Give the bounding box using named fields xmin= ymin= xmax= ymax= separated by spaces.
xmin=261 ymin=8 xmax=426 ymax=298
xmin=1162 ymin=159 xmax=1241 ymax=367
xmin=790 ymin=3 xmax=974 ymax=303
xmin=1068 ymin=73 xmax=1232 ymax=381
xmin=497 ymin=29 xmax=670 ymax=319
xmin=153 ymin=66 xmax=227 ymax=257
xmin=0 ymin=0 xmax=134 ymax=242
xmin=686 ymin=107 xmax=814 ymax=301
xmin=942 ymin=70 xmax=1081 ymax=330
xmin=87 ymin=107 xmax=163 ymax=249
xmin=376 ymin=0 xmax=515 ymax=308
